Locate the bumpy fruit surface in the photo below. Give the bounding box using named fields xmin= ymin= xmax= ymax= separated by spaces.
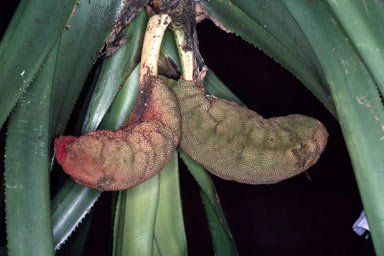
xmin=54 ymin=77 xmax=181 ymax=191
xmin=172 ymin=80 xmax=328 ymax=184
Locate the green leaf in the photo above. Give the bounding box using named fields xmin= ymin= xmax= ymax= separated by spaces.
xmin=112 ymin=175 xmax=160 ymax=256
xmin=200 ymin=0 xmax=336 ymax=115
xmin=50 ymin=0 xmax=126 ymax=138
xmin=180 ymin=151 xmax=238 ymax=256
xmin=55 ymin=208 xmax=95 ymax=256
xmin=158 ymin=30 xmax=182 ymax=79
xmin=204 ymin=70 xmax=244 ymax=106
xmin=112 ymin=152 xmax=186 ymax=256
xmin=4 ymin=42 xmax=58 ymax=256
xmin=98 ymin=64 xmax=140 ymax=130
xmin=82 ymin=9 xmax=148 ymax=132
xmin=154 ymin=152 xmax=187 ymax=256
xmin=324 ymin=0 xmax=384 ymax=96
xmin=0 ymin=0 xmax=78 ymax=129
xmin=51 ymin=180 xmax=100 ymax=250
xmin=278 ymin=1 xmax=384 ymax=254
xmin=153 ymin=242 xmax=161 ymax=256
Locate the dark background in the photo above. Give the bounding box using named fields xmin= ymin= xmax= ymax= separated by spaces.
xmin=0 ymin=2 xmax=374 ymax=256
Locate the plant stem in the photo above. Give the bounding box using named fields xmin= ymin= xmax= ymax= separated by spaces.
xmin=139 ymin=14 xmax=172 ymax=83
xmin=172 ymin=24 xmax=194 ymax=81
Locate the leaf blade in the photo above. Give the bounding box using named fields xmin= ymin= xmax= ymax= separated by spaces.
xmin=51 ymin=180 xmax=100 ymax=250
xmin=201 ymin=0 xmax=336 ymax=115
xmin=0 ymin=0 xmax=78 ymax=129
xmin=154 ymin=151 xmax=187 ymax=256
xmin=82 ymin=9 xmax=148 ymax=132
xmin=50 ymin=0 xmax=126 ymax=138
xmin=279 ymin=1 xmax=384 ymax=254
xmin=180 ymin=151 xmax=238 ymax=256
xmin=112 ymin=176 xmax=160 ymax=256
xmin=5 ymin=42 xmax=59 ymax=256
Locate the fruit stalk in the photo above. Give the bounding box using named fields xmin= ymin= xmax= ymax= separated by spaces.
xmin=172 ymin=24 xmax=194 ymax=81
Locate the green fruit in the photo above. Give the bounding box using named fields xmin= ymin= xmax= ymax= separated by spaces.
xmin=172 ymin=80 xmax=328 ymax=184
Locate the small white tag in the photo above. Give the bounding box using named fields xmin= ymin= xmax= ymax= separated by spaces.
xmin=352 ymin=210 xmax=370 ymax=239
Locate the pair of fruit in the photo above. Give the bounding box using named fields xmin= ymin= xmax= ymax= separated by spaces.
xmin=54 ymin=14 xmax=328 ymax=191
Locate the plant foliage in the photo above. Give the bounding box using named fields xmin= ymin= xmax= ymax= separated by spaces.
xmin=1 ymin=0 xmax=384 ymax=255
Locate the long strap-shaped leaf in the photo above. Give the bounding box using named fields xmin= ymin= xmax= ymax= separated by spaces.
xmin=200 ymin=0 xmax=336 ymax=115
xmin=51 ymin=179 xmax=100 ymax=250
xmin=0 ymin=0 xmax=78 ymax=129
xmin=56 ymin=210 xmax=94 ymax=256
xmin=112 ymin=149 xmax=187 ymax=256
xmin=82 ymin=10 xmax=148 ymax=133
xmin=324 ymin=0 xmax=384 ymax=96
xmin=112 ymin=174 xmax=160 ymax=256
xmin=154 ymin=151 xmax=187 ymax=255
xmin=50 ymin=0 xmax=126 ymax=139
xmin=279 ymin=2 xmax=384 ymax=254
xmin=99 ymin=64 xmax=141 ymax=130
xmin=4 ymin=42 xmax=59 ymax=256
xmin=180 ymin=152 xmax=238 ymax=256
